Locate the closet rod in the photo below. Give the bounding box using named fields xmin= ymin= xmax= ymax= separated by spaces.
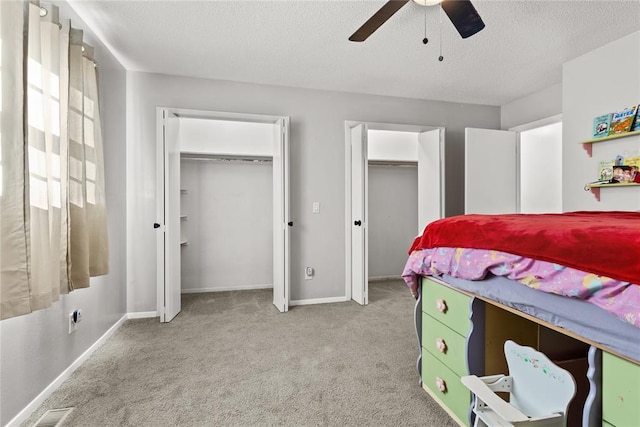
xmin=368 ymin=160 xmax=417 ymax=167
xmin=181 ymin=152 xmax=272 ymax=163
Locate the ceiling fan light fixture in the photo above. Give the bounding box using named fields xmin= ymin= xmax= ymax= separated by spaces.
xmin=413 ymin=0 xmax=443 ymax=7
xmin=349 ymin=0 xmax=484 ymax=42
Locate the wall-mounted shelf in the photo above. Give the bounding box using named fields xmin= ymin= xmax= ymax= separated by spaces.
xmin=180 ymin=191 xmax=187 ymax=244
xmin=585 ymin=182 xmax=640 ymax=189
xmin=581 ymin=130 xmax=640 ymax=145
xmin=585 ymin=182 xmax=639 ymax=201
xmin=580 ymin=130 xmax=640 ymax=157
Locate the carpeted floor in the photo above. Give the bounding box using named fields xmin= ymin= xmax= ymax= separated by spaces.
xmin=23 ymin=280 xmax=457 ymax=426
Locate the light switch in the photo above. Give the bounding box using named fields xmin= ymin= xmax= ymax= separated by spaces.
xmin=312 ymin=202 xmax=320 ymax=213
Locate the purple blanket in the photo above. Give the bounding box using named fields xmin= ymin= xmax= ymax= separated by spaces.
xmin=403 ymin=247 xmax=640 ymax=328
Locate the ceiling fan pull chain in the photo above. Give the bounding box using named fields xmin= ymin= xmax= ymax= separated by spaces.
xmin=438 ymin=5 xmax=444 ymax=61
xmin=422 ymin=7 xmax=428 ymax=45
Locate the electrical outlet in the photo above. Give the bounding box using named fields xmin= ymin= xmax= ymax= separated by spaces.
xmin=68 ymin=309 xmax=82 ymax=334
xmin=304 ymin=267 xmax=314 ymax=280
xmin=68 ymin=313 xmax=77 ymax=334
xmin=305 ymin=266 xmax=314 ymax=280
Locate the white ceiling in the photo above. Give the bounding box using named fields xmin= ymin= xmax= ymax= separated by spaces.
xmin=68 ymin=0 xmax=640 ymax=106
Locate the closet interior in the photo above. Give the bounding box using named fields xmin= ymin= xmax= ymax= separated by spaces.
xmin=178 ymin=118 xmax=276 ymax=294
xmin=367 ymin=129 xmax=419 ymax=281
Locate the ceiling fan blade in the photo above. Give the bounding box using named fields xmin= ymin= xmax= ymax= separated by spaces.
xmin=441 ymin=0 xmax=485 ymax=39
xmin=349 ymin=0 xmax=410 ymax=42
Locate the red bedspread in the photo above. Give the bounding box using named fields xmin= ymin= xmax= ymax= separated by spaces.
xmin=409 ymin=211 xmax=640 ymax=285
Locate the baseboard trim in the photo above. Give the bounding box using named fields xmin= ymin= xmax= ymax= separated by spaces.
xmin=127 ymin=311 xmax=158 ymax=319
xmin=182 ymin=284 xmax=273 ymax=293
xmin=290 ymin=296 xmax=349 ymax=306
xmin=6 ymin=314 xmax=128 ymax=427
xmin=369 ymin=275 xmax=401 ymax=282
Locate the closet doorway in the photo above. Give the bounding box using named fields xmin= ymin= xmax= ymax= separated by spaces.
xmin=465 ymin=115 xmax=562 ymax=214
xmin=345 ymin=122 xmax=445 ymax=305
xmin=156 ymin=108 xmax=291 ymax=322
xmin=513 ymin=117 xmax=563 ymax=213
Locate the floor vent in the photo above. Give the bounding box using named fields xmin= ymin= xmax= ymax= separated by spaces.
xmin=32 ymin=408 xmax=74 ymax=427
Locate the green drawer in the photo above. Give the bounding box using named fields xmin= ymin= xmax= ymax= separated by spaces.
xmin=422 ymin=278 xmax=471 ymax=336
xmin=602 ymin=421 xmax=614 ymax=427
xmin=423 ymin=313 xmax=468 ymax=377
xmin=602 ymin=352 xmax=640 ymax=427
xmin=422 ymin=348 xmax=470 ymax=426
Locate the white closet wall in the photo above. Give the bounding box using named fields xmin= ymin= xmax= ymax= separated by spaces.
xmin=180 ymin=118 xmax=273 ymax=156
xmin=368 ymin=130 xmax=418 ymax=161
xmin=181 ymin=158 xmax=273 ymax=292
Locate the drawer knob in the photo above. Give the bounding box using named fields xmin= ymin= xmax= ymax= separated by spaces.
xmin=435 ymin=377 xmax=447 ymax=393
xmin=436 ymin=298 xmax=448 ymax=313
xmin=435 ymin=337 xmax=447 ymax=353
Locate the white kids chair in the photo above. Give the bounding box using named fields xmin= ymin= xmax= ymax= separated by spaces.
xmin=461 ymin=340 xmax=576 ymax=427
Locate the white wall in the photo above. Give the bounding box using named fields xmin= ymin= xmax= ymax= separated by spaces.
xmin=180 ymin=159 xmax=273 ymax=292
xmin=501 ymin=83 xmax=562 ymax=131
xmin=368 ymin=165 xmax=418 ymax=278
xmin=368 ymin=130 xmax=418 ymax=162
xmin=520 ymin=122 xmax=563 ymax=213
xmin=180 ymin=118 xmax=274 ymax=157
xmin=562 ymin=31 xmax=640 ymax=211
xmin=126 ymin=72 xmax=500 ymax=308
xmin=0 ymin=2 xmax=128 ymax=425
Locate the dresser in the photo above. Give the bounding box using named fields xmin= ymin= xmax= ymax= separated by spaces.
xmin=420 ymin=278 xmax=475 ymax=425
xmin=416 ymin=277 xmax=640 ymax=427
xmin=602 ymin=352 xmax=640 ymax=427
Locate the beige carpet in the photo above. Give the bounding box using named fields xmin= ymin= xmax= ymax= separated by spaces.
xmin=23 ymin=280 xmax=456 ymax=426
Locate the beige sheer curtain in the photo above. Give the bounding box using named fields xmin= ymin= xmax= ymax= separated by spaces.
xmin=0 ymin=0 xmax=30 ymax=318
xmin=82 ymin=44 xmax=109 ymax=278
xmin=0 ymin=0 xmax=109 ymax=320
xmin=26 ymin=0 xmax=62 ymax=309
xmin=68 ymin=27 xmax=89 ymax=288
xmin=59 ymin=19 xmax=71 ymax=291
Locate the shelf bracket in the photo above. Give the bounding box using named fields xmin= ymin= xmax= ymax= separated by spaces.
xmin=581 ymin=143 xmax=593 ymax=157
xmin=588 ymin=186 xmax=600 ymax=201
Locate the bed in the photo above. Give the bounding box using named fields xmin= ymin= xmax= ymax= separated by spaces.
xmin=401 ymin=211 xmax=640 ymax=426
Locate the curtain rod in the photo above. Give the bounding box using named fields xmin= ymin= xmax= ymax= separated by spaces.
xmin=38 ymin=4 xmax=99 ymax=67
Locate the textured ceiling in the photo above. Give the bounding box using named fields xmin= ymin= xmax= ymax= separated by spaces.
xmin=68 ymin=0 xmax=640 ymax=106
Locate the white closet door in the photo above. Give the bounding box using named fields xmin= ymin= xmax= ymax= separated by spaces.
xmin=350 ymin=124 xmax=368 ymax=305
xmin=160 ymin=111 xmax=181 ymax=322
xmin=417 ymin=129 xmax=445 ymax=233
xmin=272 ymin=118 xmax=290 ymax=312
xmin=465 ymin=128 xmax=517 ymax=214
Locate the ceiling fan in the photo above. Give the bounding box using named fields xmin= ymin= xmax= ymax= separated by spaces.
xmin=349 ymin=0 xmax=485 ymax=42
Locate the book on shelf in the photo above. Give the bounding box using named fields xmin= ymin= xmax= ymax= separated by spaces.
xmin=608 ymin=105 xmax=638 ymax=135
xmin=597 ymin=160 xmax=614 ymax=182
xmin=622 ymin=156 xmax=640 ymax=183
xmin=595 ymin=157 xmax=640 ymax=184
xmin=592 ymin=114 xmax=611 ymax=138
xmin=632 ymin=106 xmax=640 ymax=132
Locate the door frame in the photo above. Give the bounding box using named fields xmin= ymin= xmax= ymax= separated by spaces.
xmin=508 ymin=114 xmax=562 ymax=133
xmin=156 ymin=107 xmax=291 ymax=320
xmin=344 ymin=121 xmax=445 ymax=303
